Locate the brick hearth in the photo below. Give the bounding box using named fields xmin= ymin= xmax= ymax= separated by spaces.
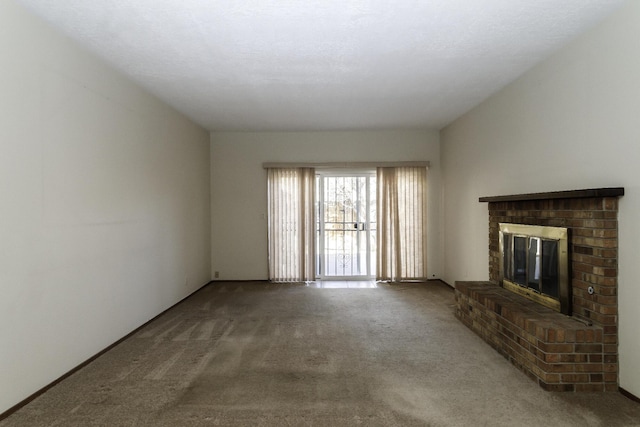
xmin=455 ymin=188 xmax=623 ymax=392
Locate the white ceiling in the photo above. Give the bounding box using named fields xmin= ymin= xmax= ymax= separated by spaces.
xmin=16 ymin=0 xmax=626 ymax=132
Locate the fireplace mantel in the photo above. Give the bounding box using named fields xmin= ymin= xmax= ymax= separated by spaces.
xmin=479 ymin=187 xmax=624 ymax=203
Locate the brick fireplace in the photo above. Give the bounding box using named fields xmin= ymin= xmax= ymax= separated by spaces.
xmin=455 ymin=188 xmax=624 ymax=392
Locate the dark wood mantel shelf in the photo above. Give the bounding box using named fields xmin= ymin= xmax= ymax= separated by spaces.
xmin=479 ymin=187 xmax=624 ymax=203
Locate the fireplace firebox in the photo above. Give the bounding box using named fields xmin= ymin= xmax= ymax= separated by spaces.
xmin=499 ymin=223 xmax=570 ymax=314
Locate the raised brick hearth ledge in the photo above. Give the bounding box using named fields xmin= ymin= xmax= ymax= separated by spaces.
xmin=455 ymin=281 xmax=613 ymax=392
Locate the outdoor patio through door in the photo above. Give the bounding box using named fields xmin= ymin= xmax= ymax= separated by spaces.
xmin=316 ymin=172 xmax=376 ymax=279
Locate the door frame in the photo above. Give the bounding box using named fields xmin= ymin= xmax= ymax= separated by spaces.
xmin=316 ymin=169 xmax=376 ymax=280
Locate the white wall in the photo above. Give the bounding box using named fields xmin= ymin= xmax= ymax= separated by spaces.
xmin=211 ymin=130 xmax=442 ymax=281
xmin=441 ymin=1 xmax=640 ymax=397
xmin=0 ymin=1 xmax=211 ymax=413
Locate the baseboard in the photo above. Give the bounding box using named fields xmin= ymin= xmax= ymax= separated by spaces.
xmin=620 ymin=387 xmax=640 ymax=404
xmin=0 ymin=280 xmax=213 ymax=422
xmin=429 ymin=278 xmax=454 ymax=288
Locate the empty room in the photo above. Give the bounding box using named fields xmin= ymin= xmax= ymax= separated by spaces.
xmin=2 ymin=0 xmax=640 ymax=425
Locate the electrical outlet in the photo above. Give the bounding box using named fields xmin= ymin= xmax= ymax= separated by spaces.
xmin=215 ymin=271 xmax=219 ymax=279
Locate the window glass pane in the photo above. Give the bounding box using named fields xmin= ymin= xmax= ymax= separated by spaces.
xmin=318 ymin=173 xmax=376 ymax=278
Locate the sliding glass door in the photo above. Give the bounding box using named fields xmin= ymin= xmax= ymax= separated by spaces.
xmin=316 ymin=172 xmax=376 ymax=279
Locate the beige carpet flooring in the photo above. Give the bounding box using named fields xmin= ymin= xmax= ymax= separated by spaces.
xmin=2 ymin=281 xmax=640 ymax=426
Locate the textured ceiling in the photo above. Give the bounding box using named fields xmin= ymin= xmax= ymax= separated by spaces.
xmin=16 ymin=0 xmax=626 ymax=132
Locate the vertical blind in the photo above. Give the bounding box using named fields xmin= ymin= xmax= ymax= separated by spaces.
xmin=267 ymin=168 xmax=315 ymax=282
xmin=377 ymin=167 xmax=428 ymax=281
